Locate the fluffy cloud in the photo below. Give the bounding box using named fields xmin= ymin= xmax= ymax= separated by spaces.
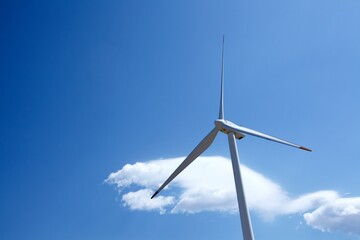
xmin=122 ymin=189 xmax=175 ymax=214
xmin=106 ymin=156 xmax=359 ymax=234
xmin=304 ymin=197 xmax=360 ymax=234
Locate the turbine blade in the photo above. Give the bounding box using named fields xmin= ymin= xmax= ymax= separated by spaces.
xmin=230 ymin=124 xmax=312 ymax=152
xmin=151 ymin=127 xmax=219 ymax=199
xmin=219 ymin=35 xmax=225 ymax=119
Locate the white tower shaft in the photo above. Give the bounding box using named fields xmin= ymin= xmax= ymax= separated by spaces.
xmin=228 ymin=132 xmax=255 ymax=240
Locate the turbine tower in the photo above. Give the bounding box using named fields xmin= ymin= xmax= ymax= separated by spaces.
xmin=151 ymin=36 xmax=311 ymax=240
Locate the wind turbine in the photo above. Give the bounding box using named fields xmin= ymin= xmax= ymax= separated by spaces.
xmin=151 ymin=36 xmax=311 ymax=240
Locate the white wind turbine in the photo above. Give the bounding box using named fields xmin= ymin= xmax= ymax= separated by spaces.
xmin=151 ymin=37 xmax=311 ymax=240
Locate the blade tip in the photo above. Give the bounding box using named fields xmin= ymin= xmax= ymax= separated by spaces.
xmin=151 ymin=190 xmax=159 ymax=199
xmin=300 ymin=146 xmax=312 ymax=152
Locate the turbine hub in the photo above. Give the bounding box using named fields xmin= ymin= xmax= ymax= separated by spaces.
xmin=214 ymin=119 xmax=245 ymax=140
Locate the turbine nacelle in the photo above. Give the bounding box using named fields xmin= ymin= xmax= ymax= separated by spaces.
xmin=215 ymin=119 xmax=245 ymax=139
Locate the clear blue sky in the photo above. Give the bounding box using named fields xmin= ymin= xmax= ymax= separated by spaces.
xmin=1 ymin=0 xmax=360 ymax=239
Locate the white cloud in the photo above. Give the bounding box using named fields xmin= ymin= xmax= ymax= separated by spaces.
xmin=106 ymin=156 xmax=360 ymax=235
xmin=304 ymin=197 xmax=360 ymax=234
xmin=122 ymin=189 xmax=175 ymax=214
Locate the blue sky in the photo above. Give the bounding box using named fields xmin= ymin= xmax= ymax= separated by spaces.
xmin=1 ymin=0 xmax=360 ymax=239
